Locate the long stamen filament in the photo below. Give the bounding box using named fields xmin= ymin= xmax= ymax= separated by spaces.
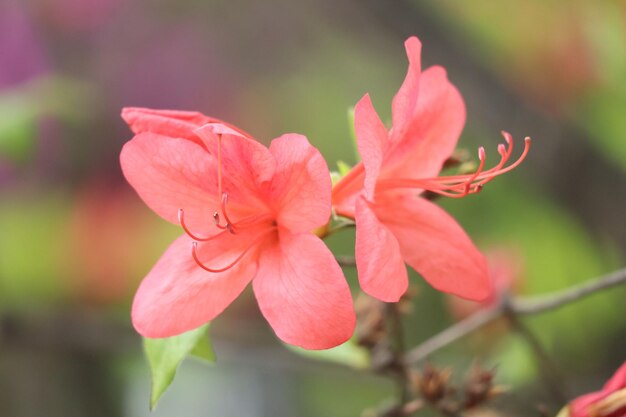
xmin=220 ymin=193 xmax=235 ymax=228
xmin=191 ymin=229 xmax=273 ymax=273
xmin=178 ymin=209 xmax=226 ymax=241
xmin=377 ymin=134 xmax=531 ymax=197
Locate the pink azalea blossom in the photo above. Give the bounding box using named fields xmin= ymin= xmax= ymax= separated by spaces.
xmin=120 ymin=108 xmax=355 ymax=349
xmin=332 ymin=36 xmax=530 ymax=302
xmin=569 ymin=361 xmax=626 ymax=417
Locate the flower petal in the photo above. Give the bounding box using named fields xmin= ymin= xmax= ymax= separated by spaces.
xmin=355 ymin=197 xmax=408 ymax=302
xmin=120 ymin=131 xmax=220 ymax=232
xmin=194 ymin=124 xmax=276 ymax=193
xmin=375 ymin=193 xmax=491 ymax=301
xmin=253 ymin=231 xmax=355 ymax=349
xmin=354 ymin=94 xmax=388 ymax=199
xmin=132 ymin=231 xmax=262 ymax=338
xmin=268 ymin=133 xmax=332 ymax=232
xmin=331 ymin=163 xmax=365 ymax=219
xmin=384 ymin=66 xmax=466 ymax=181
xmin=604 ymin=361 xmax=626 ymax=391
xmin=391 ymin=36 xmax=422 ymax=138
xmin=121 ymin=107 xmax=253 ymax=144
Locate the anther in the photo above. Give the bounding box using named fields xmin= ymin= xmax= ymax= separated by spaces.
xmin=213 ymin=212 xmax=221 ymax=225
xmin=478 ymin=146 xmax=486 ymax=161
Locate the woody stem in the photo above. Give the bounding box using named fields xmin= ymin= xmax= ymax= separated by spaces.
xmin=502 ymin=299 xmax=568 ymax=403
xmin=403 ymin=267 xmax=626 ymax=365
xmin=385 ymin=304 xmax=410 ymax=405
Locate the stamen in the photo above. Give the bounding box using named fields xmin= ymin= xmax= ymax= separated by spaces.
xmin=191 ymin=241 xmax=248 ymax=273
xmin=375 ymin=133 xmax=531 ymax=198
xmin=178 ymin=209 xmax=225 ymax=242
xmin=220 ymin=193 xmax=235 ymax=228
xmin=190 ymin=229 xmax=273 ymax=273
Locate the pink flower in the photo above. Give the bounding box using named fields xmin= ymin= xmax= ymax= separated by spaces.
xmin=569 ymin=361 xmax=626 ymax=417
xmin=332 ymin=37 xmax=530 ymax=302
xmin=120 ymin=108 xmax=355 ymax=349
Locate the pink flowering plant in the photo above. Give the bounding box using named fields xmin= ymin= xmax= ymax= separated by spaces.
xmin=119 ymin=35 xmax=625 ymax=415
xmin=120 ymin=109 xmax=355 ymax=350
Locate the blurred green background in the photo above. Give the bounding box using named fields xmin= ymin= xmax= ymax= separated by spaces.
xmin=1 ymin=0 xmax=625 ymax=416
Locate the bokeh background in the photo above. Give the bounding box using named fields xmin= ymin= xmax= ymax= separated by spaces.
xmin=1 ymin=0 xmax=625 ymax=416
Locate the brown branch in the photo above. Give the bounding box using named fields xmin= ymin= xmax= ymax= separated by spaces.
xmin=403 ymin=267 xmax=626 ymax=365
xmin=511 ymin=267 xmax=626 ymax=314
xmin=403 ymin=306 xmax=501 ymax=365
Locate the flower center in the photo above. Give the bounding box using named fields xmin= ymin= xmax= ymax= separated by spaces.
xmin=376 ymin=132 xmax=531 ymax=198
xmin=177 ymin=130 xmax=275 ymax=273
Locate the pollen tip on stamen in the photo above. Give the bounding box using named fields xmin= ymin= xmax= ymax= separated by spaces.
xmin=501 ymin=131 xmax=513 ymax=146
xmin=191 ymin=241 xmax=198 ymax=249
xmin=497 ymin=144 xmax=506 ymax=156
xmin=478 ymin=146 xmax=486 ymax=160
xmin=177 ymin=208 xmax=184 ymax=222
xmin=213 ymin=211 xmax=220 ymax=225
xmin=524 ymin=136 xmax=532 ymax=146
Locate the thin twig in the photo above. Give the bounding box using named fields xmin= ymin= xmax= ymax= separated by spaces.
xmin=402 ymin=307 xmax=502 ymax=365
xmin=403 ymin=267 xmax=626 ymax=364
xmin=511 ymin=267 xmax=626 ymax=314
xmin=504 ymin=306 xmax=568 ymax=403
xmin=386 ymin=304 xmax=410 ymax=404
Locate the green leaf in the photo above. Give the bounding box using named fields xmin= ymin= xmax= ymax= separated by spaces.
xmin=143 ymin=324 xmax=214 ymax=409
xmin=189 ymin=330 xmax=215 ymax=362
xmin=284 ymin=338 xmax=370 ymax=369
xmin=336 ymin=160 xmax=352 ymax=177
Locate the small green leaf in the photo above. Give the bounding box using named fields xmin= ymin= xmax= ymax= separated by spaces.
xmin=143 ymin=324 xmax=214 ymax=409
xmin=284 ymin=338 xmax=370 ymax=369
xmin=336 ymin=160 xmax=353 ymax=178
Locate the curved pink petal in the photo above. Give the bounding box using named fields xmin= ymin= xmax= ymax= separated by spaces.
xmin=268 ymin=133 xmax=332 ymax=232
xmin=132 ymin=230 xmax=264 ymax=337
xmin=191 ymin=124 xmax=277 ymax=217
xmin=194 ymin=123 xmax=275 ymax=189
xmin=571 ymin=362 xmax=626 ymax=417
xmin=375 ymin=193 xmax=491 ymax=301
xmin=384 ymin=66 xmax=466 ymax=181
xmin=121 ymin=107 xmax=253 ymax=144
xmin=391 ymin=36 xmax=422 ymax=139
xmin=331 ymin=163 xmax=365 ymax=219
xmin=252 ymin=231 xmax=355 ymax=349
xmin=120 ymin=131 xmax=221 ymax=232
xmin=355 ymin=197 xmax=408 ymax=302
xmin=354 ymin=94 xmax=388 ymax=199
xmin=603 ymin=361 xmax=626 ymax=391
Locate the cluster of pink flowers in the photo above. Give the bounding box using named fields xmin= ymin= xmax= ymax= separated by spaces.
xmin=120 ymin=36 xmax=530 ymax=349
